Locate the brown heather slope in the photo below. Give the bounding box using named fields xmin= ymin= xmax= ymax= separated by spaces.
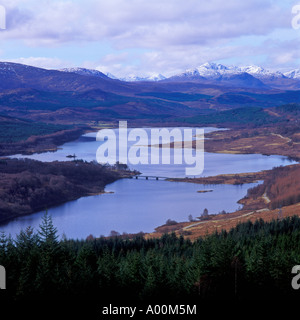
xmin=243 ymin=164 xmax=300 ymax=210
xmin=148 ymin=164 xmax=300 ymax=241
xmin=203 ymin=126 xmax=300 ymax=160
xmin=147 ymin=203 xmax=300 ymax=241
xmin=147 ymin=135 xmax=300 ymax=240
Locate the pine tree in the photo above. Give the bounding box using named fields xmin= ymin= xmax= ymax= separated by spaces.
xmin=16 ymin=226 xmax=38 ymax=256
xmin=38 ymin=211 xmax=59 ymax=250
xmin=119 ymin=251 xmax=145 ymax=298
xmin=35 ymin=211 xmax=62 ymax=298
xmin=0 ymin=231 xmax=7 ymax=262
xmin=15 ymin=226 xmax=39 ymax=298
xmin=73 ymin=244 xmax=98 ymax=298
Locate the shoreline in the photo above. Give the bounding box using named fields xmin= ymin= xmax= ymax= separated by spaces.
xmin=149 ymin=125 xmax=300 ymax=161
xmin=0 ymin=127 xmax=87 ymax=157
xmin=146 ymin=203 xmax=300 ymax=241
xmin=143 ymin=126 xmax=300 ymax=239
xmin=166 ymin=170 xmax=269 ymax=185
xmin=149 ymin=162 xmax=300 ymax=240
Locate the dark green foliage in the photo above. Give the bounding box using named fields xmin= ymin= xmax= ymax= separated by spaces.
xmin=1 ymin=215 xmax=300 ymax=301
xmin=0 ymin=90 xmax=113 ymax=111
xmin=0 ymin=115 xmax=69 ymax=143
xmin=275 ymin=103 xmax=300 ymax=115
xmin=176 ymin=107 xmax=281 ymax=127
xmin=246 ymin=91 xmax=300 ymax=106
xmin=215 ymin=91 xmax=300 ymax=107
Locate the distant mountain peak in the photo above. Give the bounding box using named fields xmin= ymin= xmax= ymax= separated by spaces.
xmin=167 ymin=62 xmax=289 ymax=86
xmin=239 ymin=65 xmax=286 ymax=80
xmin=199 ymin=62 xmax=229 ymax=71
xmin=165 ymin=62 xmax=271 ymax=88
xmin=175 ymin=62 xmax=241 ymax=81
xmin=120 ymin=73 xmax=166 ymax=82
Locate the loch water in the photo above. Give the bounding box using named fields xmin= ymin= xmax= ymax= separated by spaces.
xmin=0 ymin=127 xmax=296 ymax=239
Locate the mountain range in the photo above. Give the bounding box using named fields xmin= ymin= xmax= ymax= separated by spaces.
xmin=61 ymin=62 xmax=300 ymax=83
xmin=0 ymin=61 xmax=300 ymax=126
xmin=168 ymin=63 xmax=291 ymax=81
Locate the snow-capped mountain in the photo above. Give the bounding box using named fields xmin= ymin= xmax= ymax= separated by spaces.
xmin=167 ymin=62 xmax=268 ymax=88
xmin=284 ymin=69 xmax=300 ymax=80
xmin=60 ymin=67 xmax=166 ymax=82
xmin=146 ymin=74 xmax=166 ymax=81
xmin=192 ymin=62 xmax=240 ymax=79
xmin=120 ymin=74 xmax=146 ymax=82
xmin=60 ymin=67 xmax=110 ymax=80
xmin=172 ymin=63 xmax=286 ymax=81
xmin=57 ymin=63 xmax=300 ymax=89
xmin=170 ymin=63 xmax=234 ymax=80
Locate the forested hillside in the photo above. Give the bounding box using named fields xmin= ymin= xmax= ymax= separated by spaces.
xmin=246 ymin=165 xmax=300 ymax=210
xmin=0 ymin=159 xmax=134 ymax=222
xmin=1 ymin=214 xmax=300 ymax=301
xmin=0 ymin=115 xmax=70 ymax=143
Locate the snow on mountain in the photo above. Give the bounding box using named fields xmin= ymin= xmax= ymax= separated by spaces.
xmin=284 ymin=69 xmax=300 ymax=80
xmin=120 ymin=74 xmax=146 ymax=82
xmin=173 ymin=62 xmax=249 ymax=81
xmin=105 ymin=72 xmax=119 ymax=80
xmin=169 ymin=68 xmax=206 ymax=81
xmin=59 ymin=67 xmax=166 ymax=82
xmin=58 ymin=63 xmax=299 ymax=84
xmin=146 ymin=74 xmax=166 ymax=81
xmin=121 ymin=73 xmax=166 ymax=82
xmin=173 ymin=63 xmax=285 ymax=81
xmin=60 ymin=67 xmax=110 ymax=79
xmin=166 ymin=63 xmax=267 ymax=88
xmin=239 ymin=65 xmax=286 ymax=80
xmin=194 ymin=62 xmax=240 ymax=79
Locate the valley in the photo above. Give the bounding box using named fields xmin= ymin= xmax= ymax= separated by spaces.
xmin=2 ymin=0 xmax=300 ymax=303
xmin=1 ymin=61 xmax=300 ymax=240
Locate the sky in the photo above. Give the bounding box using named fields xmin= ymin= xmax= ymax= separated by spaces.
xmin=0 ymin=0 xmax=299 ymax=78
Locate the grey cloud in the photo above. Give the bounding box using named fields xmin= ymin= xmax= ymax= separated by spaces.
xmin=0 ymin=0 xmax=292 ymax=47
xmin=0 ymin=0 xmax=297 ymax=77
xmin=5 ymin=7 xmax=32 ymax=30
